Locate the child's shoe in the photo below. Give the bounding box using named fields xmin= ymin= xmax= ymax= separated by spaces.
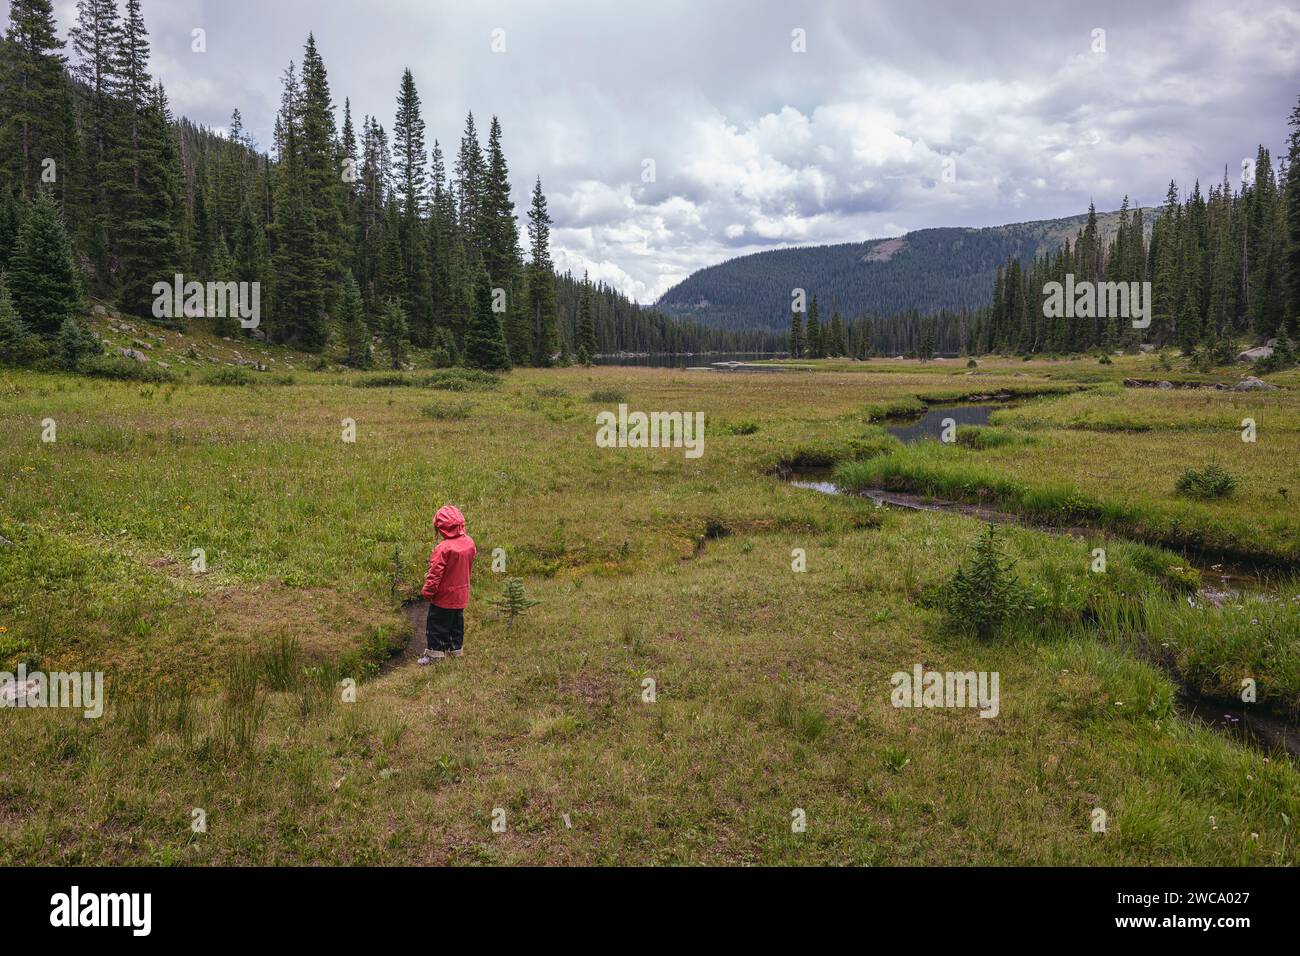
xmin=449 ymin=649 xmax=464 ymax=658
xmin=417 ymin=650 xmax=446 ymax=666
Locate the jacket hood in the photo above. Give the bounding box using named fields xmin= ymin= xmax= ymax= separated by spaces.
xmin=434 ymin=504 xmax=466 ymax=538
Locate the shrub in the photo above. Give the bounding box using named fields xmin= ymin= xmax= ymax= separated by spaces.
xmin=1174 ymin=461 xmax=1238 ymax=500
xmin=56 ymin=318 xmax=101 ymax=369
xmin=720 ymin=419 xmax=760 ymax=435
xmin=936 ymin=524 xmax=1027 ymax=640
xmin=588 ymin=386 xmax=627 ymax=403
xmin=354 ymin=372 xmax=411 ymax=388
xmin=955 ymin=426 xmax=1031 ymax=450
xmin=77 ymin=353 xmax=175 ymax=382
xmin=421 ymin=399 xmax=475 ymax=420
xmin=419 ymin=368 xmax=501 ymax=391
xmin=201 ymin=366 xmax=255 ymax=386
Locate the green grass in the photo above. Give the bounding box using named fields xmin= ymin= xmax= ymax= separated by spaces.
xmin=1 ymin=337 xmax=1297 ymax=865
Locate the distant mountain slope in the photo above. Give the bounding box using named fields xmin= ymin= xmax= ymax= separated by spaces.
xmin=655 ymin=209 xmax=1149 ymax=331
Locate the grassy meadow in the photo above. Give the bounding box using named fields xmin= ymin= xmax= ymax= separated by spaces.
xmin=1 ymin=322 xmax=1298 ymax=865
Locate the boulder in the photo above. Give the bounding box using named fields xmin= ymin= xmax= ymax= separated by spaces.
xmin=1237 ymin=346 xmax=1273 ymax=363
xmin=1235 ymin=376 xmax=1279 ymax=392
xmin=117 ymin=347 xmax=149 ymax=363
xmin=1156 ymin=380 xmax=1174 ymax=389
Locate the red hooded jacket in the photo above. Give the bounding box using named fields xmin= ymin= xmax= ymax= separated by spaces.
xmin=422 ymin=505 xmax=477 ymax=609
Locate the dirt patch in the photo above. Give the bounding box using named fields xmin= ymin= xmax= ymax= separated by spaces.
xmin=390 ymin=599 xmax=430 ymax=669
xmin=558 ymin=671 xmax=613 ymax=708
xmin=202 ymin=583 xmax=395 ymax=661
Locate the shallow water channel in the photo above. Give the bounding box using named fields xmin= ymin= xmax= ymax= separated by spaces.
xmin=784 ymin=401 xmax=1300 ymax=756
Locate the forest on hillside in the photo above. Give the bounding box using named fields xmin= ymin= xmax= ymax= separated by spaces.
xmin=656 ymin=211 xmax=1140 ymax=332
xmin=780 ymin=105 xmax=1300 ymax=362
xmin=0 ymin=0 xmax=781 ymax=375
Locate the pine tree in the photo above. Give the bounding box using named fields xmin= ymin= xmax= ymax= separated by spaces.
xmin=479 ymin=116 xmax=519 ymax=285
xmin=1285 ymin=93 xmax=1300 ymax=333
xmin=108 ymin=0 xmax=151 ymax=205
xmin=525 ymin=177 xmax=558 ymax=365
xmin=491 ymin=577 xmax=538 ymax=627
xmin=268 ymin=62 xmax=326 ymax=349
xmin=209 ymin=235 xmax=238 ymax=336
xmin=116 ymin=85 xmax=182 ymax=320
xmin=298 ymin=35 xmax=347 ymax=288
xmin=806 ymin=295 xmax=822 ymax=358
xmin=428 ymin=139 xmax=454 ymax=334
xmin=828 ymin=304 xmax=846 ymax=356
xmin=0 ymin=0 xmax=74 ymax=200
xmin=234 ymin=199 xmax=265 ymax=286
xmin=392 ymin=69 xmax=427 ymax=221
xmin=69 ymin=0 xmax=122 ymax=289
xmin=8 ymin=188 xmax=80 ymax=335
xmin=464 ymin=261 xmax=510 ymax=370
xmin=0 ymin=271 xmax=42 ymax=365
xmin=338 ymin=270 xmax=371 ymax=368
xmin=788 ymin=307 xmax=803 ymax=357
xmin=0 ymin=191 xmax=19 ymax=268
xmin=576 ymin=276 xmax=597 ymax=358
xmin=392 ymin=68 xmax=431 ymax=341
xmin=455 ymin=112 xmax=484 ymax=249
xmin=55 ymin=315 xmax=99 ymax=368
xmin=939 ymin=524 xmax=1025 ymax=641
xmin=378 ymin=296 xmax=408 ymax=369
xmin=918 ymin=320 xmax=936 ymax=361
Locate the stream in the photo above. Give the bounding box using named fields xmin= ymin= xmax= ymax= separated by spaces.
xmin=783 ymin=401 xmax=1300 ymax=756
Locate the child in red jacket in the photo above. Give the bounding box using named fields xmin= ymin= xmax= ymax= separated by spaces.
xmin=418 ymin=505 xmax=477 ymax=664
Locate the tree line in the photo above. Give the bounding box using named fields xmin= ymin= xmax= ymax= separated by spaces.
xmin=0 ymin=0 xmax=779 ymax=373
xmin=828 ymin=99 xmax=1300 ymax=360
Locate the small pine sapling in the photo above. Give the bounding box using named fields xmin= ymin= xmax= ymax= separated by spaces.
xmin=492 ymin=577 xmax=538 ymax=627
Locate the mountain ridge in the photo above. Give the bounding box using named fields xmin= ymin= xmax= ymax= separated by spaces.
xmin=654 ymin=208 xmax=1152 ymax=332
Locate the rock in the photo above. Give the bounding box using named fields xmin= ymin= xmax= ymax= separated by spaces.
xmin=92 ymin=304 xmax=107 ymax=316
xmin=156 ymin=361 xmax=170 ymax=369
xmin=1157 ymin=380 xmax=1174 ymax=389
xmin=1235 ymin=376 xmax=1278 ymax=392
xmin=1237 ymin=346 xmax=1273 ymax=363
xmin=1138 ymin=343 xmax=1156 ymax=353
xmin=131 ymin=339 xmax=153 ymax=350
xmin=0 ymin=535 xmax=14 ymax=548
xmin=117 ymin=347 xmax=149 ymax=363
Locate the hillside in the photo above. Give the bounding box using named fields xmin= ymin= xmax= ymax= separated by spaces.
xmin=655 ymin=209 xmax=1151 ymax=331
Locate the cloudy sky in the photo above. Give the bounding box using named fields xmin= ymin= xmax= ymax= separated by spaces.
xmin=39 ymin=0 xmax=1300 ymax=302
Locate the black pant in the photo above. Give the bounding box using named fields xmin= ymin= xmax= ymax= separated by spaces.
xmin=426 ymin=604 xmax=464 ymax=652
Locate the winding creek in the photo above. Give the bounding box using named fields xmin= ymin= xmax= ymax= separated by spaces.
xmin=782 ymin=399 xmax=1300 ymax=757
